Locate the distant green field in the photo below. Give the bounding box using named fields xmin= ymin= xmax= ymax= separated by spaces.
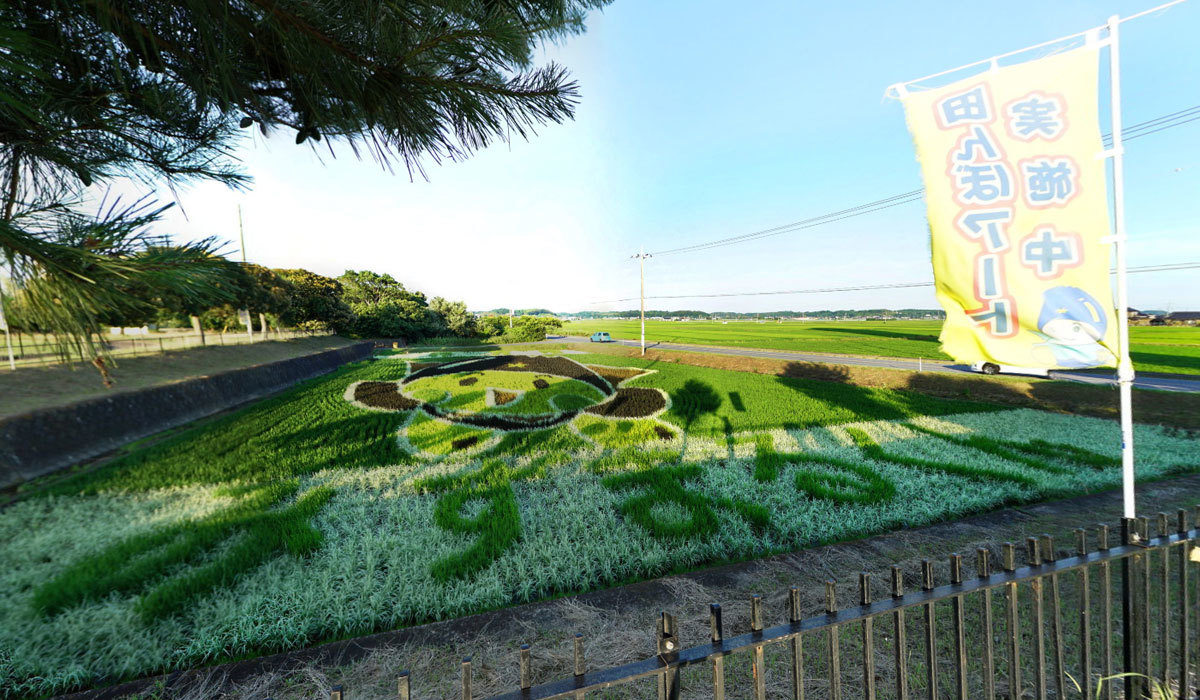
xmin=561 ymin=320 xmax=1200 ymax=376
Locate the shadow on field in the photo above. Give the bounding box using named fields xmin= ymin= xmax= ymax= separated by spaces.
xmin=780 ymin=361 xmax=852 ymax=383
xmin=669 ymin=380 xmax=722 ymax=428
xmin=1129 ymin=349 xmax=1200 ymax=374
xmin=905 ymin=372 xmax=1031 ymax=404
xmin=814 ymin=326 xmax=941 ymax=343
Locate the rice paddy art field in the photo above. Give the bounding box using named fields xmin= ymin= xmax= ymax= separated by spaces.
xmin=2 ymin=350 xmax=1198 ymax=696
xmin=561 ymin=319 xmax=1200 ymax=375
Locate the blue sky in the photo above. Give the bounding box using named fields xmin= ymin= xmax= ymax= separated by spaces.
xmin=138 ymin=1 xmax=1200 ymax=313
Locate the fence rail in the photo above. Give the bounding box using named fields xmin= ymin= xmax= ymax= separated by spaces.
xmin=1 ymin=329 xmax=332 ymax=368
xmin=320 ymin=509 xmax=1200 ymax=700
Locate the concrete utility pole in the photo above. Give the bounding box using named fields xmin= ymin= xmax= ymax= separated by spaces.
xmin=632 ymin=247 xmax=652 ymax=355
xmin=238 ymin=205 xmax=253 ymax=342
xmin=0 ymin=278 xmax=14 ymax=370
xmin=509 ymin=309 xmax=514 ymax=329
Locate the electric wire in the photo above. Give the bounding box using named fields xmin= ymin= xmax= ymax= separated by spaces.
xmin=591 ymin=262 xmax=1200 ymax=304
xmin=648 ymin=105 xmax=1200 ymax=258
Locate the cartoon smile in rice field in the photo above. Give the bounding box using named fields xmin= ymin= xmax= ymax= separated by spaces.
xmin=345 ymin=354 xmax=673 ymax=454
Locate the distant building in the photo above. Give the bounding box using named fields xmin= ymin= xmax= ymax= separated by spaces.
xmin=1165 ymin=311 xmax=1200 ymax=325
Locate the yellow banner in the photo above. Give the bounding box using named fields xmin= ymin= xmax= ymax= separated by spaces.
xmin=901 ymin=47 xmax=1117 ymax=369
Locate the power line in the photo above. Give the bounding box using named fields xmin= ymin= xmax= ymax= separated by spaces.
xmin=592 ymin=262 xmax=1200 ymax=304
xmin=648 ymin=105 xmax=1200 ymax=258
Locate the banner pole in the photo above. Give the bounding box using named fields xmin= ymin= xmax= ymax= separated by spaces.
xmin=1106 ymin=15 xmax=1137 ymax=521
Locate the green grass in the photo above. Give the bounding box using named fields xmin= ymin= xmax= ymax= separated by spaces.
xmin=1 ymin=350 xmax=1197 ymax=697
xmin=562 ymin=320 xmax=1200 ymax=375
xmin=570 ymin=352 xmax=1005 ymax=436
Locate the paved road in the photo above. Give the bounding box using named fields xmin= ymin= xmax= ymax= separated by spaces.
xmin=550 ymin=336 xmax=1200 ymax=394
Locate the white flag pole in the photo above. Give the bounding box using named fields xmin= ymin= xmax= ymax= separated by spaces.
xmin=1105 ymin=15 xmax=1137 ymax=521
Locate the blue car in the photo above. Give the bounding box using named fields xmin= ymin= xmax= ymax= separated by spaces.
xmin=590 ymin=331 xmax=612 ymax=343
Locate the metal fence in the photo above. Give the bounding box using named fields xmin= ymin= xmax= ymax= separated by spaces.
xmin=2 ymin=329 xmax=332 ymax=368
xmin=323 ymin=510 xmax=1200 ymax=700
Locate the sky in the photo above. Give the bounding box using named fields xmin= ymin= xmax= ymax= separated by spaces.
xmin=126 ymin=0 xmax=1199 ymax=314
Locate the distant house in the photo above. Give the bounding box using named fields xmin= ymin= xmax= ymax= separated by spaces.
xmin=1165 ymin=311 xmax=1200 ymax=325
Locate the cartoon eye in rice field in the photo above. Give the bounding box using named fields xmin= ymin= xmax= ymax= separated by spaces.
xmin=346 ymin=355 xmax=671 ymax=453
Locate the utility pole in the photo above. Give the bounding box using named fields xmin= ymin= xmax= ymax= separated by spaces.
xmin=632 ymin=247 xmax=652 ymax=355
xmin=509 ymin=308 xmax=514 ymax=329
xmin=0 ymin=275 xmax=14 ymax=370
xmin=238 ymin=205 xmax=253 ymax=342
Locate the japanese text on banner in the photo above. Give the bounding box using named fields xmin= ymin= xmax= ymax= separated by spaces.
xmin=901 ymin=46 xmax=1117 ymax=369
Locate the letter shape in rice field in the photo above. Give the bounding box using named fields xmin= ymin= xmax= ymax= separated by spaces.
xmin=752 ymin=433 xmax=897 ymax=505
xmin=415 ymin=456 xmax=561 ymax=582
xmin=598 ymin=449 xmax=771 ymax=540
xmin=33 ymin=481 xmax=334 ymax=623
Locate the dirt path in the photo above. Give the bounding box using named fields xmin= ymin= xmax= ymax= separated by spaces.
xmin=62 ymin=473 xmax=1200 ymax=700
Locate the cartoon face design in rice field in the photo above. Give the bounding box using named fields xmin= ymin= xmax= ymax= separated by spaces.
xmin=346 ymin=354 xmax=673 ymax=455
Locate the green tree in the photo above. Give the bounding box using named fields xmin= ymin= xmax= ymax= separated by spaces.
xmin=337 ymin=269 xmax=447 ymax=339
xmin=0 ymin=0 xmax=608 ymax=375
xmin=430 ymin=297 xmax=476 ymax=337
xmin=275 ymin=269 xmax=351 ymax=330
xmin=477 ymin=314 xmax=560 ymax=342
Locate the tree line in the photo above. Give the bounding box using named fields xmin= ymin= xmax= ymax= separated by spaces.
xmin=6 ymin=263 xmax=565 ymax=345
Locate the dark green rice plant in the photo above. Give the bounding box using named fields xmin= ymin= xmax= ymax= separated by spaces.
xmin=753 ymin=434 xmax=895 ymax=505
xmin=846 ymin=427 xmax=1039 ymax=487
xmin=905 ymin=423 xmax=1114 ymax=474
xmin=600 ymin=455 xmax=771 ymax=538
xmin=33 ymin=480 xmax=334 ymax=622
xmin=415 ymin=453 xmax=573 ymax=581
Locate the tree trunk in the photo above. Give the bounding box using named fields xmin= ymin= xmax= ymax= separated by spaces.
xmin=191 ymin=315 xmax=205 ymax=345
xmin=259 ymin=312 xmax=269 ymax=337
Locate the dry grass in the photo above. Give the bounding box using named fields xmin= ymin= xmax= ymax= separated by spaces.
xmin=574 ymin=343 xmax=1200 ymax=430
xmin=0 ymin=336 xmax=354 ymax=418
xmin=137 ymin=474 xmax=1200 ymax=700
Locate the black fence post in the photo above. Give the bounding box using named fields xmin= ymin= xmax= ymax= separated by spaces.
xmin=1040 ymin=535 xmax=1066 ymax=700
xmin=1122 ymin=517 xmax=1142 ymax=700
xmin=1075 ymin=528 xmax=1092 ymax=700
xmin=1178 ymin=509 xmax=1191 ymax=700
xmin=788 ymin=589 xmax=803 ymax=700
xmin=921 ymin=560 xmax=937 ymax=700
xmin=1098 ymin=524 xmax=1114 ymax=700
xmin=657 ymin=611 xmax=679 ymax=700
xmin=1158 ymin=512 xmax=1171 ymax=691
xmin=949 ymin=554 xmax=967 ymax=700
xmin=711 ymin=603 xmax=726 ymax=700
xmin=1027 ymin=536 xmax=1046 ymax=700
xmin=1138 ymin=515 xmax=1151 ymax=684
xmin=977 ymin=548 xmax=995 ymax=700
xmin=826 ymin=580 xmax=842 ymax=700
xmin=752 ymin=594 xmax=766 ymax=700
xmin=892 ymin=565 xmax=909 ymax=700
xmin=860 ymin=572 xmax=876 ymax=700
xmin=1002 ymin=543 xmax=1021 ymax=700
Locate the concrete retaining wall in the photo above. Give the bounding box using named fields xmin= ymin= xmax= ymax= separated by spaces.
xmin=0 ymin=342 xmax=374 ymax=489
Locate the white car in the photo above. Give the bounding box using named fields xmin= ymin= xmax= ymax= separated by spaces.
xmin=971 ymin=361 xmax=1050 ymax=378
